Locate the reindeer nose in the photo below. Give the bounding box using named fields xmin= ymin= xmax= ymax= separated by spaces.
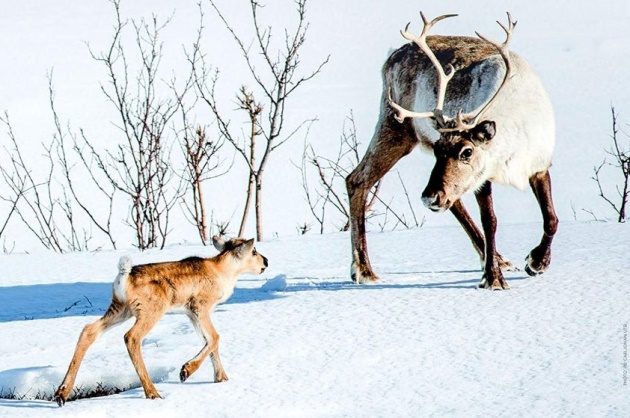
xmin=422 ymin=191 xmax=448 ymax=212
xmin=262 ymin=256 xmax=269 ymax=267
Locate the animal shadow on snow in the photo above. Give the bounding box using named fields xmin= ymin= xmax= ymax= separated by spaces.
xmin=283 ymin=270 xmax=529 ymax=292
xmin=0 ymin=282 xmax=283 ymax=323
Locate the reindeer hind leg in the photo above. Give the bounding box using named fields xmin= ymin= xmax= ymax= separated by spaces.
xmin=525 ymin=170 xmax=558 ymax=276
xmin=124 ymin=311 xmax=164 ymax=399
xmin=54 ymin=302 xmax=129 ymax=406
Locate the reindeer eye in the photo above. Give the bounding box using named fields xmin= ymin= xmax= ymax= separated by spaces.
xmin=460 ymin=148 xmax=473 ymax=161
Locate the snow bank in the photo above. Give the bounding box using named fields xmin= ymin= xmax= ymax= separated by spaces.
xmin=260 ymin=275 xmax=288 ymax=292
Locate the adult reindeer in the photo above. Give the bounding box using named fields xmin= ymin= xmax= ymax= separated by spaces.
xmin=346 ymin=12 xmax=557 ymax=289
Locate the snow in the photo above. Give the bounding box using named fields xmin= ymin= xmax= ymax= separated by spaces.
xmin=1 ymin=0 xmax=630 ymax=416
xmin=260 ymin=275 xmax=288 ymax=292
xmin=0 ymin=221 xmax=628 ymax=416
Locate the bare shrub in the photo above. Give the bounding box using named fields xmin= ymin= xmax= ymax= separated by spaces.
xmin=592 ymin=106 xmax=629 ymax=222
xmin=76 ymin=0 xmax=189 ymax=249
xmin=190 ymin=0 xmax=329 ymax=241
xmin=299 ymin=111 xmax=421 ymax=233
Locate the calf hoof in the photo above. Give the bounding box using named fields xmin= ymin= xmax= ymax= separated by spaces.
xmin=214 ymin=371 xmax=229 ymax=383
xmin=525 ymin=249 xmax=551 ymax=276
xmin=351 ymin=263 xmax=380 ymax=284
xmin=54 ymin=395 xmax=66 ymax=407
xmin=180 ymin=363 xmax=194 ymax=383
xmin=145 ymin=389 xmax=163 ymax=400
xmin=53 ymin=386 xmax=67 ymax=407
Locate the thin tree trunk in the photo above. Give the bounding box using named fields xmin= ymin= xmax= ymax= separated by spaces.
xmin=255 ymin=174 xmax=262 ymax=241
xmin=238 ymin=173 xmax=255 ymax=236
xmin=238 ymin=108 xmax=258 ymax=237
xmin=196 ymin=175 xmax=209 ymax=243
xmin=619 ymin=175 xmax=628 ymax=222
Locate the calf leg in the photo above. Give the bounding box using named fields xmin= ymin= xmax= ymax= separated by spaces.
xmin=54 ymin=302 xmax=129 ymax=406
xmin=347 ymin=117 xmax=416 ymax=283
xmin=124 ymin=313 xmax=163 ymax=399
xmin=475 ymin=182 xmax=509 ymax=290
xmin=180 ymin=308 xmax=226 ymax=383
xmin=450 ymin=200 xmax=515 ymax=271
xmin=525 ymin=170 xmax=558 ymax=275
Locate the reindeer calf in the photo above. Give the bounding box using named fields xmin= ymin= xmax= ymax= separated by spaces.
xmin=54 ymin=236 xmax=268 ymax=406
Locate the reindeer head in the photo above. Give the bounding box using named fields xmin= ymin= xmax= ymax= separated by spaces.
xmin=422 ymin=120 xmax=496 ymax=211
xmin=388 ymin=12 xmax=516 ymax=212
xmin=212 ymin=236 xmax=269 ymax=274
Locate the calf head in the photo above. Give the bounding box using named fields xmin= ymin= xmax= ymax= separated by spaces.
xmin=212 ymin=236 xmax=269 ymax=274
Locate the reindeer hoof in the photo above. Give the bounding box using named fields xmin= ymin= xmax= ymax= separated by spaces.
xmin=351 ymin=264 xmax=380 ymax=284
xmin=54 ymin=395 xmax=66 ymax=407
xmin=497 ymin=254 xmax=519 ymax=272
xmin=214 ymin=372 xmax=229 ymax=383
xmin=146 ymin=390 xmax=162 ymax=400
xmin=53 ymin=386 xmax=67 ymax=407
xmin=525 ymin=251 xmax=550 ymax=276
xmin=478 ymin=272 xmax=509 ymax=290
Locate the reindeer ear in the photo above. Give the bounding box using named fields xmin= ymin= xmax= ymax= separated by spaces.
xmin=233 ymin=238 xmax=255 ymax=257
xmin=240 ymin=238 xmax=255 ymax=253
xmin=472 ymin=120 xmax=496 ymax=142
xmin=212 ymin=235 xmax=226 ymax=251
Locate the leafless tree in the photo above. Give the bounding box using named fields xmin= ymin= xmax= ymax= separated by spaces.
xmin=49 ymin=75 xmax=118 ymax=249
xmin=0 ymin=163 xmax=24 ymax=246
xmin=76 ymin=0 xmax=188 ymax=249
xmin=592 ymin=106 xmax=629 ymax=222
xmin=190 ymin=0 xmax=329 ymax=241
xmin=0 ymin=112 xmax=90 ymax=252
xmin=299 ymin=112 xmax=380 ymax=233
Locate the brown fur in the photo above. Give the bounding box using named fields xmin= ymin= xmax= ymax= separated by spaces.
xmin=53 ymin=237 xmax=268 ymax=406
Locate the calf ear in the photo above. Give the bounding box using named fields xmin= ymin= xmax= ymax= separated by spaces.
xmin=212 ymin=235 xmax=226 ymax=251
xmin=235 ymin=238 xmax=255 ymax=257
xmin=472 ymin=120 xmax=496 ymax=142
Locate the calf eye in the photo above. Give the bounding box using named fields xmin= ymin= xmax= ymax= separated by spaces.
xmin=460 ymin=148 xmax=473 ymax=161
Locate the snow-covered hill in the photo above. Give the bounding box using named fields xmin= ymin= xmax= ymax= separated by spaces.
xmin=0 ymin=221 xmax=628 ymax=416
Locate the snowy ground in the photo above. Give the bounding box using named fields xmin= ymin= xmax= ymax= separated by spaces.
xmin=0 ymin=221 xmax=628 ymax=417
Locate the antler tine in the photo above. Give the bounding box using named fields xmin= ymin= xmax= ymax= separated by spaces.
xmin=392 ymin=12 xmax=459 ymax=124
xmin=451 ymin=12 xmax=517 ymax=130
xmin=388 ymin=88 xmax=435 ymax=124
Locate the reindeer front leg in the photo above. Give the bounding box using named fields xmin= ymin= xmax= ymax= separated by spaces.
xmin=475 ymin=181 xmax=509 ymax=290
xmin=346 ymin=118 xmax=416 ymax=284
xmin=450 ymin=199 xmax=515 ymax=271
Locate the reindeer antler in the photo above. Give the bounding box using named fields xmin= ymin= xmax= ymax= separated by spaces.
xmin=388 ymin=13 xmax=458 ymax=126
xmin=439 ymin=12 xmax=517 ymax=132
xmin=388 ymin=12 xmax=518 ymax=134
